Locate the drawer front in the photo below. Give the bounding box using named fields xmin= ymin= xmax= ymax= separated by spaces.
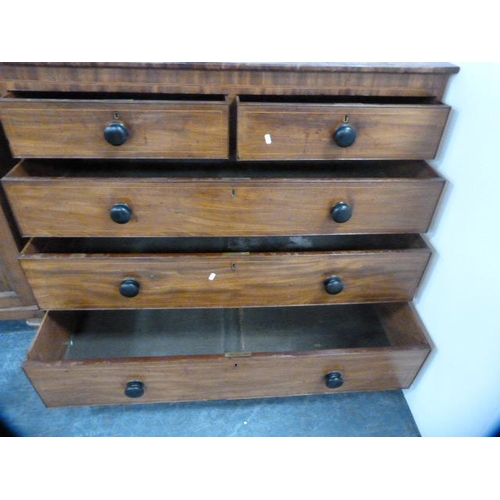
xmin=23 ymin=304 xmax=431 ymax=406
xmin=20 ymin=247 xmax=430 ymax=309
xmin=4 ymin=167 xmax=444 ymax=237
xmin=0 ymin=99 xmax=229 ymax=159
xmin=237 ymin=103 xmax=450 ymax=160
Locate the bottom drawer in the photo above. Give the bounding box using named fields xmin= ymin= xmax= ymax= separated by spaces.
xmin=24 ymin=303 xmax=431 ymax=407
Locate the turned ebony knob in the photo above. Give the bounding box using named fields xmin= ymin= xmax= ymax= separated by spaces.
xmin=324 ymin=276 xmax=344 ymax=295
xmin=119 ymin=278 xmax=140 ymax=298
xmin=333 ymin=123 xmax=356 ymax=147
xmin=331 ymin=201 xmax=352 ymax=223
xmin=124 ymin=380 xmax=145 ymax=398
xmin=325 ymin=371 xmax=344 ymax=389
xmin=104 ymin=121 xmax=129 ymax=146
xmin=110 ymin=202 xmax=132 ymax=224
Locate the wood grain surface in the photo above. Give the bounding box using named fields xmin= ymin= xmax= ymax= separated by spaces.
xmin=20 ymin=242 xmax=431 ymax=309
xmin=23 ymin=303 xmax=431 ymax=406
xmin=0 ymin=120 xmax=38 ymax=317
xmin=1 ymin=62 xmax=460 ymax=72
xmin=0 ymin=63 xmax=459 ymax=98
xmin=237 ymin=102 xmax=450 ymax=160
xmin=0 ymin=99 xmax=229 ymax=159
xmin=4 ymin=161 xmax=445 ymax=237
xmin=0 ymin=61 xmax=458 ymax=405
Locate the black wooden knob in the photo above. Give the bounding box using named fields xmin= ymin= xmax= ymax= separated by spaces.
xmin=325 ymin=372 xmax=344 ymax=389
xmin=331 ymin=201 xmax=352 ymax=223
xmin=110 ymin=202 xmax=132 ymax=224
xmin=104 ymin=121 xmax=129 ymax=146
xmin=333 ymin=123 xmax=356 ymax=147
xmin=324 ymin=276 xmax=344 ymax=295
xmin=119 ymin=278 xmax=140 ymax=298
xmin=124 ymin=380 xmax=145 ymax=398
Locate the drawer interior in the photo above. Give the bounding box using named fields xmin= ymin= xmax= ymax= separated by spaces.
xmin=28 ymin=303 xmax=429 ymax=363
xmin=5 ymin=92 xmax=438 ymax=105
xmin=25 ymin=303 xmax=431 ymax=406
xmin=23 ymin=233 xmax=429 ymax=255
xmin=238 ymin=95 xmax=440 ymax=105
xmin=3 ymin=91 xmax=228 ymax=102
xmin=66 ymin=306 xmax=390 ymax=359
xmin=7 ymin=159 xmax=442 ymax=180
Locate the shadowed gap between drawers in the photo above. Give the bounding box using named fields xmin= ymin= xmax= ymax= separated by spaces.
xmin=25 ymin=234 xmax=428 ymax=256
xmin=7 ymin=91 xmax=227 ymax=101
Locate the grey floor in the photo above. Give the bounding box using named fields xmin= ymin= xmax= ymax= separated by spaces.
xmin=0 ymin=319 xmax=421 ymax=437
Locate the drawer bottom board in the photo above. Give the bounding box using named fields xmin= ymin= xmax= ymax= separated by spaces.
xmin=24 ymin=303 xmax=430 ymax=407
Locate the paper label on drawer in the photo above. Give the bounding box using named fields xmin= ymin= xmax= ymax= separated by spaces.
xmin=208 ymin=272 xmax=217 ymax=281
xmin=264 ymin=133 xmax=272 ymax=145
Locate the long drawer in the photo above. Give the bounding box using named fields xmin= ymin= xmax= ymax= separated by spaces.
xmin=20 ymin=235 xmax=430 ymax=309
xmin=237 ymin=99 xmax=450 ymax=160
xmin=0 ymin=93 xmax=229 ymax=159
xmin=3 ymin=160 xmax=445 ymax=237
xmin=23 ymin=303 xmax=431 ymax=407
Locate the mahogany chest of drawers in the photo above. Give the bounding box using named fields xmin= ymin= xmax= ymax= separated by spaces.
xmin=0 ymin=62 xmax=458 ymax=407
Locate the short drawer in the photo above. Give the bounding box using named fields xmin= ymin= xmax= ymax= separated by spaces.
xmin=3 ymin=160 xmax=445 ymax=237
xmin=237 ymin=98 xmax=450 ymax=160
xmin=23 ymin=303 xmax=431 ymax=406
xmin=20 ymin=235 xmax=431 ymax=309
xmin=0 ymin=93 xmax=229 ymax=159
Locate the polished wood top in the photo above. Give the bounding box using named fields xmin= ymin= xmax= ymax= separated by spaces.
xmin=0 ymin=61 xmax=460 ymax=73
xmin=0 ymin=62 xmax=459 ymax=98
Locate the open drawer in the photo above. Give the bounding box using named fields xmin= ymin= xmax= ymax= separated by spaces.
xmin=0 ymin=92 xmax=229 ymax=159
xmin=24 ymin=303 xmax=431 ymax=407
xmin=20 ymin=235 xmax=431 ymax=309
xmin=3 ymin=160 xmax=445 ymax=237
xmin=237 ymin=96 xmax=450 ymax=160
